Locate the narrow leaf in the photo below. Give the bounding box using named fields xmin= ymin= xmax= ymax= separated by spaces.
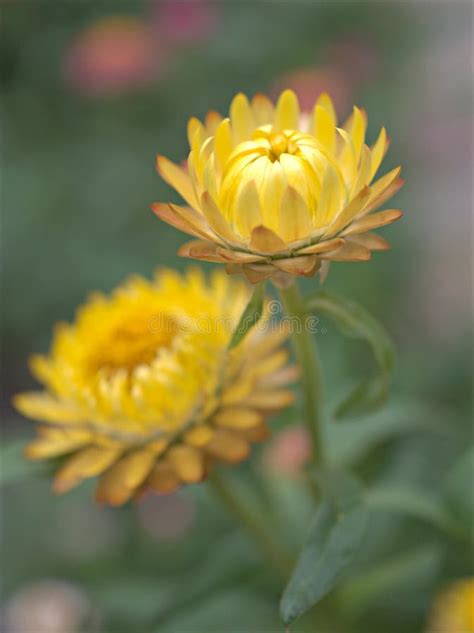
xmin=280 ymin=472 xmax=368 ymax=624
xmin=366 ymin=486 xmax=456 ymax=534
xmin=306 ymin=290 xmax=395 ymax=419
xmin=339 ymin=545 xmax=442 ymax=618
xmin=229 ymin=282 xmax=265 ymax=349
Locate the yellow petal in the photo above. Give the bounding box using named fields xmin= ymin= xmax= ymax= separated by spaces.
xmin=189 ymin=125 xmax=208 ymax=178
xmin=315 ymin=92 xmax=336 ymax=122
xmin=202 ymin=153 xmax=219 ymax=202
xmin=234 ymin=180 xmax=263 ymax=237
xmin=367 ymin=167 xmax=401 ymax=207
xmin=205 ymin=110 xmax=222 ymax=135
xmin=220 ymin=378 xmax=255 ymax=406
xmin=200 ymin=192 xmax=239 ymax=242
xmin=25 ymin=429 xmax=91 ymax=460
xmin=214 ymin=118 xmax=234 ymax=174
xmin=337 ymin=127 xmax=357 ymax=188
xmin=241 ymin=423 xmax=269 ymax=443
xmin=261 ymin=160 xmax=287 ymax=229
xmin=369 ymin=127 xmax=388 ymax=181
xmin=214 ymin=408 xmax=262 ymax=430
xmin=297 ymin=237 xmax=345 ymax=255
xmin=323 ymin=186 xmax=371 ymax=238
xmin=342 ymin=209 xmax=403 ymax=236
xmin=259 ymin=365 xmax=300 ymax=388
xmin=254 ymin=349 xmax=290 ymax=376
xmin=168 ymin=445 xmax=205 ymax=483
xmin=148 ymin=460 xmax=180 ymax=494
xmin=364 ymin=175 xmax=404 ymax=214
xmin=206 ymin=430 xmax=250 ymax=463
xmin=54 ymin=446 xmax=122 ymax=493
xmin=314 ymin=162 xmax=343 ymax=228
xmin=156 ymin=155 xmax=198 ymax=209
xmin=351 ymin=144 xmax=372 ymax=197
xmin=251 ymin=93 xmax=274 ymax=126
xmin=312 ymin=104 xmax=336 ymax=154
xmin=169 ymin=202 xmax=216 ymax=237
xmin=244 ymin=389 xmax=295 ymax=410
xmin=344 ymin=106 xmax=366 ymax=162
xmin=184 ymin=425 xmax=215 ymax=447
xmin=151 ymin=202 xmax=212 ymax=241
xmin=96 ymin=450 xmax=155 ymax=505
xmin=279 ymin=186 xmax=312 ymax=242
xmin=246 ymin=327 xmax=290 ymax=359
xmin=13 ymin=392 xmax=84 ymax=424
xmin=147 ymin=439 xmax=169 ymax=455
xmin=187 ymin=117 xmax=203 ymax=147
xmin=114 ymin=450 xmax=156 ymax=489
xmin=279 ymin=153 xmax=319 ymax=207
xmin=274 ymin=89 xmax=300 ymax=131
xmin=230 ymin=93 xmax=254 ymax=144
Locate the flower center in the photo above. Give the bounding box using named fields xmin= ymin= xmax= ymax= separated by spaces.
xmin=269 ymin=131 xmax=288 ymax=159
xmin=254 ymin=129 xmax=298 ymax=162
xmin=88 ymin=312 xmax=179 ymax=375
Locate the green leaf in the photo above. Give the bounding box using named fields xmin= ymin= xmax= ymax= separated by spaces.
xmin=0 ymin=439 xmax=49 ymax=486
xmin=280 ymin=472 xmax=368 ymax=624
xmin=366 ymin=485 xmax=456 ymax=534
xmin=306 ymin=290 xmax=395 ymax=419
xmin=339 ymin=545 xmax=442 ymax=618
xmin=228 ymin=282 xmax=265 ymax=349
xmin=443 ymin=446 xmax=474 ymax=531
xmin=325 ymin=398 xmax=453 ymax=467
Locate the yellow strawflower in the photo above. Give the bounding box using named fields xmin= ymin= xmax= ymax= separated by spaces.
xmin=152 ymin=89 xmax=404 ymax=283
xmin=13 ymin=269 xmax=296 ymax=505
xmin=426 ymin=578 xmax=474 ymax=632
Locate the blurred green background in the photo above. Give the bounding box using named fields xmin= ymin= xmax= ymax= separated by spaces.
xmin=1 ymin=2 xmax=472 ymax=632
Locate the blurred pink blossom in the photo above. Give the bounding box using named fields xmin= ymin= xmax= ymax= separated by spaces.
xmin=262 ymin=425 xmax=311 ymax=476
xmin=272 ymin=36 xmax=379 ymax=116
xmin=150 ymin=0 xmax=219 ymax=44
xmin=272 ymin=67 xmax=352 ymax=115
xmin=4 ymin=580 xmax=99 ymax=633
xmin=138 ymin=492 xmax=195 ymax=541
xmin=63 ymin=16 xmax=164 ymax=96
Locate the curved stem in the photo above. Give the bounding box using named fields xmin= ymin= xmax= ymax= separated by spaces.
xmin=278 ymin=281 xmax=326 ymax=466
xmin=208 ymin=470 xmax=293 ymax=577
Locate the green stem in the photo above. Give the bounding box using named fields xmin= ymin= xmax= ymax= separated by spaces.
xmin=208 ymin=470 xmax=292 ymax=577
xmin=278 ymin=281 xmax=326 ymax=466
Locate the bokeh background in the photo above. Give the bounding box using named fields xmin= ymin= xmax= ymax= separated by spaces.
xmin=1 ymin=2 xmax=472 ymax=632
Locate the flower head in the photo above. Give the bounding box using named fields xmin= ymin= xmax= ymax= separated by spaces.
xmin=14 ymin=269 xmax=296 ymax=505
xmin=426 ymin=578 xmax=474 ymax=633
xmin=152 ymin=90 xmax=403 ymax=283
